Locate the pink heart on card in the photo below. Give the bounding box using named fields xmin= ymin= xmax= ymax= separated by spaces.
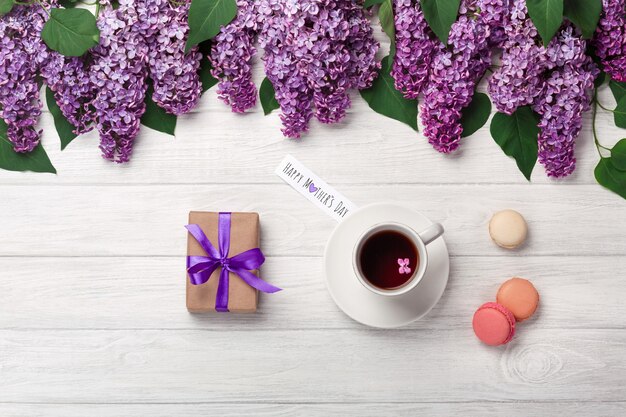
xmin=308 ymin=183 xmax=318 ymax=193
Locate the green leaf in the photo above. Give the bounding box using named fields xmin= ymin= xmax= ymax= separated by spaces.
xmin=526 ymin=0 xmax=564 ymax=45
xmin=45 ymin=87 xmax=77 ymax=150
xmin=489 ymin=106 xmax=540 ymax=181
xmin=461 ymin=92 xmax=491 ymax=138
xmin=563 ymin=0 xmax=601 ymax=39
xmin=595 ymin=158 xmax=626 ymax=200
xmin=199 ymin=57 xmax=218 ymax=93
xmin=140 ymin=84 xmax=177 ymax=136
xmin=614 ymin=96 xmax=626 ymax=129
xmin=610 ymin=80 xmax=626 ymax=103
xmin=594 ymin=70 xmax=606 ymax=88
xmin=379 ymin=0 xmax=395 ymax=55
xmin=611 ymin=139 xmax=626 ymax=171
xmin=58 ymin=0 xmax=78 ymax=8
xmin=197 ymin=41 xmax=218 ymax=93
xmin=360 ymin=55 xmax=418 ymax=131
xmin=185 ymin=0 xmax=238 ymax=53
xmin=0 ymin=119 xmax=57 ymax=174
xmin=0 ymin=0 xmax=14 ymax=16
xmin=420 ymin=0 xmax=461 ymax=45
xmin=41 ymin=8 xmax=99 ymax=57
xmin=363 ymin=0 xmax=384 ymax=7
xmin=259 ymin=78 xmax=279 ymax=116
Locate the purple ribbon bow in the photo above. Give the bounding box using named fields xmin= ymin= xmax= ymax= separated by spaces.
xmin=186 ymin=212 xmax=281 ymax=312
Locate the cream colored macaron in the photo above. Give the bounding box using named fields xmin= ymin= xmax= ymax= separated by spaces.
xmin=489 ymin=209 xmax=528 ymax=249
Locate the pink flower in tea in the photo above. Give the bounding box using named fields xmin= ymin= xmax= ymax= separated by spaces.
xmin=398 ymin=258 xmax=411 ymax=274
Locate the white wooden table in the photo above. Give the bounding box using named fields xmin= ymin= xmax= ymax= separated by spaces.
xmin=1 ymin=28 xmax=625 ymax=416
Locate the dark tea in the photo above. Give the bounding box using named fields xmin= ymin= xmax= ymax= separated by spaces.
xmin=358 ymin=230 xmax=419 ymax=290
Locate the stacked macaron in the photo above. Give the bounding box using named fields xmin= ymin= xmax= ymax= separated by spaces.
xmin=472 ymin=210 xmax=539 ymax=346
xmin=473 ymin=278 xmax=539 ymax=346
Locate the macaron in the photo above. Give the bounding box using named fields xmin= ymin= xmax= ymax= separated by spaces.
xmin=472 ymin=302 xmax=516 ymax=346
xmin=497 ymin=277 xmax=539 ymax=322
xmin=489 ymin=209 xmax=528 ymax=249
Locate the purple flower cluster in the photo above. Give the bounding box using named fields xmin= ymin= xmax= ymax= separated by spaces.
xmin=420 ymin=0 xmax=491 ymax=153
xmin=391 ymin=0 xmax=438 ymax=99
xmin=488 ymin=0 xmax=549 ymax=115
xmin=210 ymin=0 xmax=259 ymax=113
xmin=147 ymin=1 xmax=203 ymax=115
xmin=486 ymin=0 xmax=597 ymax=178
xmin=89 ymin=0 xmax=153 ymax=162
xmin=213 ymin=0 xmax=380 ymax=138
xmin=46 ymin=56 xmax=98 ymax=135
xmin=533 ymin=25 xmax=597 ymax=178
xmin=593 ymin=0 xmax=626 ymax=82
xmin=480 ymin=0 xmax=510 ymax=47
xmin=0 ymin=5 xmax=54 ymax=153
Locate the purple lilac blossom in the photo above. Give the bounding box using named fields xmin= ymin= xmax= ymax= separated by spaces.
xmin=217 ymin=0 xmax=379 ymax=138
xmin=46 ymin=56 xmax=98 ymax=135
xmin=532 ymin=25 xmax=597 ymax=178
xmin=488 ymin=0 xmax=551 ymax=115
xmin=593 ymin=0 xmax=626 ymax=82
xmin=0 ymin=4 xmax=54 ymax=152
xmin=391 ymin=0 xmax=438 ymax=99
xmin=210 ymin=0 xmax=259 ymax=113
xmin=479 ymin=0 xmax=510 ymax=47
xmin=90 ymin=0 xmax=159 ymax=162
xmin=148 ymin=0 xmax=203 ymax=115
xmin=420 ymin=0 xmax=492 ymax=153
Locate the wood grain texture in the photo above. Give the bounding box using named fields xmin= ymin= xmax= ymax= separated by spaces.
xmin=0 ymin=256 xmax=623 ymax=331
xmin=1 ymin=184 xmax=624 ymax=257
xmin=1 ymin=402 xmax=624 ymax=417
xmin=0 ymin=328 xmax=624 ymax=403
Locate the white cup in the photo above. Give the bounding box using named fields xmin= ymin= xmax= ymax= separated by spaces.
xmin=352 ymin=222 xmax=444 ymax=296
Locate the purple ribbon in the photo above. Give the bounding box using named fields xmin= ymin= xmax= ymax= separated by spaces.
xmin=185 ymin=212 xmax=281 ymax=312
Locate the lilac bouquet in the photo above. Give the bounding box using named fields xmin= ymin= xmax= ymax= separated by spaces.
xmin=210 ymin=0 xmax=380 ymax=138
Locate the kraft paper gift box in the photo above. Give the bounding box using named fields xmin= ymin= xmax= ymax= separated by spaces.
xmin=186 ymin=211 xmax=271 ymax=313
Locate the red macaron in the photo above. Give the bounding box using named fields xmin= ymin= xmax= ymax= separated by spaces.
xmin=472 ymin=302 xmax=516 ymax=346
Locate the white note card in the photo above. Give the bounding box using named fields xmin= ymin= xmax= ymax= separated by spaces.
xmin=275 ymin=155 xmax=357 ymax=222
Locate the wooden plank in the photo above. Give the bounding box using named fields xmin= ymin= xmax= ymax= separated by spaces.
xmin=1 ymin=184 xmax=624 ymax=257
xmin=0 ymin=256 xmax=623 ymax=331
xmin=0 ymin=402 xmax=624 ymax=417
xmin=0 ymin=328 xmax=624 ymax=403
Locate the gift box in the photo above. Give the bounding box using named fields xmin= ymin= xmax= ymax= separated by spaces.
xmin=185 ymin=211 xmax=280 ymax=313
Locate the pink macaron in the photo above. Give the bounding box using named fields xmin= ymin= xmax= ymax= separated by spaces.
xmin=472 ymin=302 xmax=516 ymax=346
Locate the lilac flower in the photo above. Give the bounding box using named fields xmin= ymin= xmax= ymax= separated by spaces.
xmin=147 ymin=1 xmax=203 ymax=115
xmin=479 ymin=0 xmax=510 ymax=47
xmin=210 ymin=0 xmax=259 ymax=113
xmin=90 ymin=0 xmax=155 ymax=162
xmin=257 ymin=0 xmax=314 ymax=137
xmin=391 ymin=0 xmax=438 ymax=99
xmin=264 ymin=0 xmax=379 ymax=136
xmin=215 ymin=0 xmax=379 ymax=138
xmin=488 ymin=0 xmax=550 ymax=115
xmin=420 ymin=0 xmax=492 ymax=153
xmin=0 ymin=5 xmax=52 ymax=152
xmin=533 ymin=25 xmax=597 ymax=178
xmin=593 ymin=0 xmax=626 ymax=82
xmin=46 ymin=56 xmax=97 ymax=135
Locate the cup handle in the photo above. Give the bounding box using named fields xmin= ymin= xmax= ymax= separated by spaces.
xmin=418 ymin=223 xmax=444 ymax=245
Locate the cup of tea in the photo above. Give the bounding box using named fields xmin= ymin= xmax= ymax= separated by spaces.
xmin=353 ymin=222 xmax=444 ymax=296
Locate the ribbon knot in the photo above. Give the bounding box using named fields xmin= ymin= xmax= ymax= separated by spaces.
xmin=186 ymin=212 xmax=281 ymax=312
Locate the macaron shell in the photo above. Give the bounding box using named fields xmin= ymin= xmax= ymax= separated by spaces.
xmin=489 ymin=209 xmax=528 ymax=249
xmin=472 ymin=302 xmax=516 ymax=346
xmin=497 ymin=277 xmax=539 ymax=321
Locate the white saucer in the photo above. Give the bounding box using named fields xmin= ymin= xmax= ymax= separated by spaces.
xmin=324 ymin=203 xmax=450 ymax=328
